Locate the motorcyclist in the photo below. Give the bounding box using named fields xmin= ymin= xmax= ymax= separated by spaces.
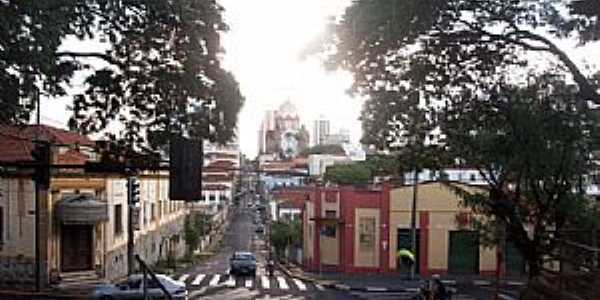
xmin=267 ymin=260 xmax=275 ymax=277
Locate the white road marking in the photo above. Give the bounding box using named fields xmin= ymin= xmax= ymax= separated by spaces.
xmin=191 ymin=274 xmax=205 ymax=285
xmin=315 ymin=284 xmax=325 ymax=291
xmin=209 ymin=274 xmax=221 ymax=286
xmin=292 ymin=278 xmax=307 ymax=291
xmin=499 ymin=294 xmax=517 ymax=300
xmin=261 ymin=275 xmax=270 ymax=289
xmin=276 ymin=276 xmax=289 ymax=290
xmin=245 ymin=279 xmax=253 ymax=288
xmin=473 ymin=279 xmax=491 ymax=286
xmin=224 ymin=275 xmax=236 ymax=287
xmin=177 ymin=274 xmax=189 ymax=282
xmin=225 ymin=268 xmax=231 ymax=274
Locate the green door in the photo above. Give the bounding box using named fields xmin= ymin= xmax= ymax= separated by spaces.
xmin=448 ymin=231 xmax=479 ymax=274
xmin=505 ymin=240 xmax=525 ymax=276
xmin=397 ymin=229 xmax=420 ymax=274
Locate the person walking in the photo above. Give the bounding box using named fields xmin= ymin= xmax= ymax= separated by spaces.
xmin=396 ymin=248 xmax=415 ymax=280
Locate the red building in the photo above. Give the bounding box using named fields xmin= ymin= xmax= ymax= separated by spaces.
xmin=302 ymin=184 xmax=391 ymax=273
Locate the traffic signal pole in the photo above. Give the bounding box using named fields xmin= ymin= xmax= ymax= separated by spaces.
xmin=127 ymin=175 xmax=140 ymax=275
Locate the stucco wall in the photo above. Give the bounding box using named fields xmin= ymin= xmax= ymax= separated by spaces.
xmin=389 ymin=182 xmax=498 ymax=275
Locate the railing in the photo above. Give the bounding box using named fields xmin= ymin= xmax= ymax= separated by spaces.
xmin=135 ymin=254 xmax=174 ymax=300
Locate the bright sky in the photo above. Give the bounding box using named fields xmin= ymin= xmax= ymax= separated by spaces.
xmin=38 ymin=1 xmax=600 ymax=159
xmin=219 ymin=0 xmax=358 ymax=158
xmin=40 ymin=0 xmax=359 ymax=159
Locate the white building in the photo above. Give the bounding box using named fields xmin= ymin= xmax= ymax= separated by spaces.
xmin=403 ymin=168 xmax=490 ymax=186
xmin=313 ymin=116 xmax=330 ymax=146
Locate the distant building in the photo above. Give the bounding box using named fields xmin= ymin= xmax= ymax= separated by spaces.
xmin=308 ymin=154 xmax=350 ymax=176
xmin=258 ymin=101 xmax=310 ymax=160
xmin=313 ymin=116 xmax=330 ymax=146
xmin=324 ymin=128 xmax=350 ymax=145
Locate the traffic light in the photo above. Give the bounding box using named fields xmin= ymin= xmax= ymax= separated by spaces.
xmin=128 ymin=176 xmax=140 ymax=204
xmin=31 ymin=141 xmax=51 ymax=187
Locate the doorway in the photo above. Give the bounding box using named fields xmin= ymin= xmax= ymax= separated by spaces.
xmin=61 ymin=224 xmax=93 ymax=272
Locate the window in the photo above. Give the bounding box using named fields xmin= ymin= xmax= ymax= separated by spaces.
xmin=325 ymin=210 xmax=336 ymax=218
xmin=469 ymin=173 xmax=477 ymax=181
xmin=114 ymin=204 xmax=123 ymax=235
xmin=321 ymin=224 xmax=336 ymax=237
xmin=151 ymin=203 xmax=155 ymax=221
xmin=209 ymin=195 xmax=216 ymax=202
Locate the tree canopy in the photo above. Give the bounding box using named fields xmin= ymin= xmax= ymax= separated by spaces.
xmin=0 ymin=0 xmax=244 ymax=153
xmin=299 ymin=144 xmax=346 ymax=157
xmin=324 ymin=162 xmax=372 ymax=186
xmin=319 ymin=0 xmax=600 ymax=279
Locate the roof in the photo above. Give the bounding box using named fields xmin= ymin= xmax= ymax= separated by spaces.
xmin=278 ymin=200 xmax=303 ymax=209
xmin=0 ymin=124 xmax=94 ymax=146
xmin=0 ymin=125 xmax=93 ymax=163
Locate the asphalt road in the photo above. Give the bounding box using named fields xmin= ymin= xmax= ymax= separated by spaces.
xmin=179 ymin=198 xmax=360 ymax=300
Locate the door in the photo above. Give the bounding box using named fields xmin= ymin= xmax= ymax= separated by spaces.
xmin=61 ymin=224 xmax=93 ymax=272
xmin=448 ymin=230 xmax=479 ymax=274
xmin=397 ymin=229 xmax=420 ymax=274
xmin=505 ymin=240 xmax=525 ymax=276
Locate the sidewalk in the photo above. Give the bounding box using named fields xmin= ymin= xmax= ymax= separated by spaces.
xmin=278 ymin=263 xmax=526 ymax=293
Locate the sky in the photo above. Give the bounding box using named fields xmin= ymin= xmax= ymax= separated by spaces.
xmin=37 ymin=1 xmax=600 ymax=158
xmin=218 ymin=0 xmax=357 ymax=157
xmin=39 ymin=0 xmax=359 ymax=158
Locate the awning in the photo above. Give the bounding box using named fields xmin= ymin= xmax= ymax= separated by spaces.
xmin=55 ymin=194 xmax=108 ymax=225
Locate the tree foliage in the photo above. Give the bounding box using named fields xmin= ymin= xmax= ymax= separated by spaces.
xmin=270 ymin=220 xmax=301 ymax=260
xmin=319 ymin=0 xmax=600 ymax=278
xmin=324 ymin=163 xmax=372 ymax=186
xmin=0 ymin=0 xmax=244 ymax=153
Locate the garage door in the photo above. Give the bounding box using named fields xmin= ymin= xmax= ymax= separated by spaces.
xmin=448 ymin=231 xmax=479 ymax=274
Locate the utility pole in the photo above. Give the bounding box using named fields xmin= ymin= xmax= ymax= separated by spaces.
xmin=410 ymin=167 xmax=418 ymax=280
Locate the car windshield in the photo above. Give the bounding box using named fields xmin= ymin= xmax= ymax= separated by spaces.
xmin=233 ymin=253 xmax=255 ymax=261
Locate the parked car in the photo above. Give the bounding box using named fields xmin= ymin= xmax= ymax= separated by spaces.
xmin=91 ymin=274 xmax=187 ymax=300
xmin=230 ymin=251 xmax=257 ymax=276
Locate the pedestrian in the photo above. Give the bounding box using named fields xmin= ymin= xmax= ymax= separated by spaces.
xmin=396 ymin=248 xmax=415 ymax=279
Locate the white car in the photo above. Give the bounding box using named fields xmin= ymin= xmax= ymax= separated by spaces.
xmin=91 ymin=274 xmax=188 ymax=300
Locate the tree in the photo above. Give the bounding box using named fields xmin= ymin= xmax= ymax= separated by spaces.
xmin=324 ymin=163 xmax=372 ymax=186
xmin=270 ymin=221 xmax=301 ymax=261
xmin=319 ymin=0 xmax=600 ymax=105
xmin=318 ymin=0 xmax=600 ymax=280
xmin=443 ymin=74 xmax=600 ymax=277
xmin=0 ymin=0 xmax=244 ymax=153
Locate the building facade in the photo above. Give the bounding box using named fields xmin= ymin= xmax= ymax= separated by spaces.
xmin=258 ymin=101 xmax=310 ymax=160
xmin=313 ymin=116 xmax=330 ymax=146
xmin=303 ymin=185 xmax=391 ymax=273
xmin=0 ymin=125 xmax=187 ymax=289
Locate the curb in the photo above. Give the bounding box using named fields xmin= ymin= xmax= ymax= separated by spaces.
xmin=277 ymin=263 xmax=422 ymax=294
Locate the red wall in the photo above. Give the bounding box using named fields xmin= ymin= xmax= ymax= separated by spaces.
xmin=304 ymin=184 xmax=391 ymax=274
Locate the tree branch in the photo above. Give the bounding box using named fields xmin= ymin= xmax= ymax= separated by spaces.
xmin=56 ymin=51 xmax=125 ymax=68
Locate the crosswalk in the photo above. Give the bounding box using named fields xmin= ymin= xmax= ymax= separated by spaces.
xmin=177 ymin=272 xmax=318 ymax=292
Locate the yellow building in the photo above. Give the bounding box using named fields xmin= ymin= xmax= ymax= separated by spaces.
xmin=389 ymin=181 xmax=525 ymax=277
xmin=0 ymin=125 xmax=187 ymax=289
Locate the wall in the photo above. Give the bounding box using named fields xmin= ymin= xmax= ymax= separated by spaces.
xmin=389 ymin=182 xmax=498 ymax=276
xmin=0 ymin=177 xmax=36 ymax=288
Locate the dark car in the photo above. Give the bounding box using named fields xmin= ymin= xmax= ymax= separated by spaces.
xmin=91 ymin=274 xmax=187 ymax=300
xmin=230 ymin=251 xmax=257 ymax=276
xmin=255 ymin=225 xmax=265 ymax=234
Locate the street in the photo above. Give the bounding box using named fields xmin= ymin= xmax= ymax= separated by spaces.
xmin=177 ymin=201 xmax=359 ymax=300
